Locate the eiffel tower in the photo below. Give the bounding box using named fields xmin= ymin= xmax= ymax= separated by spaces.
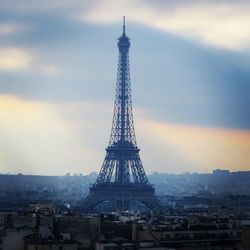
xmin=82 ymin=17 xmax=161 ymax=213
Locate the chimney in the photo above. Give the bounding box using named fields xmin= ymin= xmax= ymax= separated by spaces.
xmin=4 ymin=213 xmax=14 ymax=229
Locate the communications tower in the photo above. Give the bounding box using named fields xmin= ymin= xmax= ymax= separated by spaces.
xmin=82 ymin=17 xmax=161 ymax=212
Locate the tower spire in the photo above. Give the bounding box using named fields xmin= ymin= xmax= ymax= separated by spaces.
xmin=123 ymin=16 xmax=126 ymax=35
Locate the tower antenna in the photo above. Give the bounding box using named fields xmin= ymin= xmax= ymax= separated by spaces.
xmin=123 ymin=16 xmax=126 ymax=35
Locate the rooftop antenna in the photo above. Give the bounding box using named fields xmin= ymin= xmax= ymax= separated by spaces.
xmin=123 ymin=16 xmax=126 ymax=35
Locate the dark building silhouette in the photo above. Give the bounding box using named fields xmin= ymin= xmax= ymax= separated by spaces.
xmin=81 ymin=17 xmax=161 ymax=213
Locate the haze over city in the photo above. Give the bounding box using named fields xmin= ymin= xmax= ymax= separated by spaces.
xmin=0 ymin=0 xmax=250 ymax=175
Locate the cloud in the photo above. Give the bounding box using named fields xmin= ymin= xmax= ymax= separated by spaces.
xmin=0 ymin=95 xmax=108 ymax=175
xmin=2 ymin=0 xmax=249 ymax=49
xmin=0 ymin=23 xmax=31 ymax=36
xmin=0 ymin=19 xmax=249 ymax=129
xmin=0 ymin=94 xmax=249 ymax=175
xmin=0 ymin=0 xmax=87 ymax=14
xmin=38 ymin=64 xmax=61 ymax=76
xmin=0 ymin=47 xmax=62 ymax=78
xmin=0 ymin=48 xmax=33 ymax=71
xmin=154 ymin=2 xmax=250 ymax=50
xmin=77 ymin=0 xmax=250 ymax=50
xmin=0 ymin=1 xmax=249 ymax=174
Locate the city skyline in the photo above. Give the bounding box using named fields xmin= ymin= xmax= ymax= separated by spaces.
xmin=0 ymin=0 xmax=250 ymax=175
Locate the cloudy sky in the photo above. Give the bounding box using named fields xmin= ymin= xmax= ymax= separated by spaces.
xmin=0 ymin=0 xmax=250 ymax=175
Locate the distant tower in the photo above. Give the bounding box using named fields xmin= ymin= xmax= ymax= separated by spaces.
xmin=82 ymin=17 xmax=161 ymax=212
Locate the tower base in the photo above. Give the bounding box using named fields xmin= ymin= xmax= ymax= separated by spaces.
xmin=81 ymin=183 xmax=162 ymax=213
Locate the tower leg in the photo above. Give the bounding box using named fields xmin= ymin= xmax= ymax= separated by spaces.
xmin=80 ymin=185 xmax=162 ymax=213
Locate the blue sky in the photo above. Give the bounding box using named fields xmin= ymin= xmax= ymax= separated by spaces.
xmin=0 ymin=0 xmax=250 ymax=175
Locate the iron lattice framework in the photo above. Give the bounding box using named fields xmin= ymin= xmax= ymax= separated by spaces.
xmin=81 ymin=17 xmax=161 ymax=212
xmin=95 ymin=20 xmax=149 ymax=186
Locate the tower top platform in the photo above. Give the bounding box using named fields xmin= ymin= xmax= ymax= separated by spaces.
xmin=118 ymin=16 xmax=130 ymax=49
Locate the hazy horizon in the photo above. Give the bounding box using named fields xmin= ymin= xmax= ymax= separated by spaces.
xmin=0 ymin=168 xmax=245 ymax=176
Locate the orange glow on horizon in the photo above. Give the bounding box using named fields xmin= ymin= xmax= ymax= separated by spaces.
xmin=0 ymin=94 xmax=250 ymax=174
xmin=137 ymin=119 xmax=250 ymax=173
